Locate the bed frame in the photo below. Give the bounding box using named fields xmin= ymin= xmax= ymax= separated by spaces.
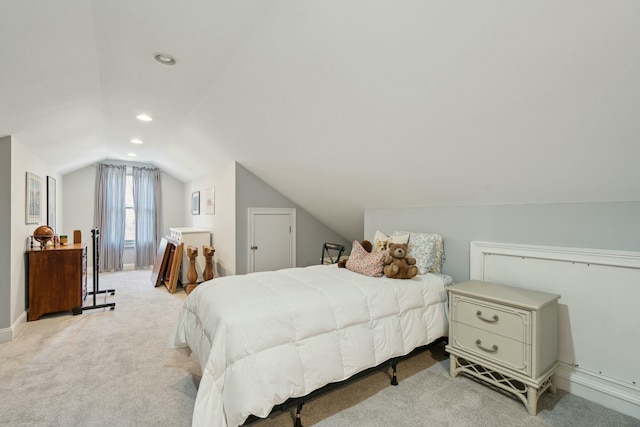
xmin=243 ymin=336 xmax=448 ymax=426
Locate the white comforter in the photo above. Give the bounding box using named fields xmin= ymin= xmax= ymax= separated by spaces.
xmin=171 ymin=264 xmax=450 ymax=427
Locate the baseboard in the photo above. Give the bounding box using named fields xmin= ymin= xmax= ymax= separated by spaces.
xmin=555 ymin=362 xmax=640 ymax=420
xmin=0 ymin=311 xmax=27 ymax=343
xmin=0 ymin=325 xmax=10 ymax=343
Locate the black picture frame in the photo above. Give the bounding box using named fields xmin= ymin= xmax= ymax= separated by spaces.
xmin=47 ymin=176 xmax=56 ymax=229
xmin=192 ymin=191 xmax=200 ymax=215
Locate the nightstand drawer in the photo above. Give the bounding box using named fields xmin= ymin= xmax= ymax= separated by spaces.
xmin=452 ymin=322 xmax=531 ymax=375
xmin=452 ymin=295 xmax=530 ymax=343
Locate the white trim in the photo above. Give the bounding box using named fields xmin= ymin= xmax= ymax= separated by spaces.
xmin=470 ymin=241 xmax=640 ymax=420
xmin=247 ymin=208 xmax=296 ymax=273
xmin=555 ymin=363 xmax=640 ymax=419
xmin=470 ymin=241 xmax=640 ymax=280
xmin=0 ymin=311 xmax=27 ymax=343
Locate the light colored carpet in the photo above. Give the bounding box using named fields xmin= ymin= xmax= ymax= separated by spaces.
xmin=0 ymin=269 xmax=199 ymax=427
xmin=1 ymin=269 xmax=638 ymax=427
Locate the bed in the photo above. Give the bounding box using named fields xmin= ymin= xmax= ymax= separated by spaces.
xmin=171 ymin=232 xmax=451 ymax=427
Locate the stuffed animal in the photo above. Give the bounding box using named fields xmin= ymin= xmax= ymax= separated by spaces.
xmin=338 ymin=240 xmax=373 ymax=268
xmin=383 ymin=243 xmax=418 ymax=279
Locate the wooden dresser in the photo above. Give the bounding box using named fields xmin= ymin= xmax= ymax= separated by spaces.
xmin=446 ymin=280 xmax=560 ymax=415
xmin=27 ymin=243 xmax=87 ymax=321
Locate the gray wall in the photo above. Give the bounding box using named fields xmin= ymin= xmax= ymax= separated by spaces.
xmin=0 ymin=137 xmax=11 ymax=328
xmin=365 ymin=201 xmax=640 ymax=284
xmin=235 ymin=163 xmax=349 ymax=275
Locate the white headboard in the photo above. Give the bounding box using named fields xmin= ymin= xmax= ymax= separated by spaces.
xmin=470 ymin=241 xmax=640 ymax=419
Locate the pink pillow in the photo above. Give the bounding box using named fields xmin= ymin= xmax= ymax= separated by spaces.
xmin=346 ymin=240 xmax=388 ymax=277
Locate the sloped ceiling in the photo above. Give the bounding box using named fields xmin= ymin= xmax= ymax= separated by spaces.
xmin=1 ymin=1 xmax=639 ymax=242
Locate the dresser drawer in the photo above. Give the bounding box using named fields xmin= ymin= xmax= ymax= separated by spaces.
xmin=452 ymin=295 xmax=531 ymax=343
xmin=452 ymin=322 xmax=531 ymax=376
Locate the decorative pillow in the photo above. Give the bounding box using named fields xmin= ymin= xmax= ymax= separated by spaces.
xmin=372 ymin=230 xmax=410 ymax=252
xmin=346 ymin=240 xmax=388 ymax=277
xmin=394 ymin=231 xmax=445 ymax=274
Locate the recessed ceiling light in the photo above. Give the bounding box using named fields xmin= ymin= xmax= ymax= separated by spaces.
xmin=153 ymin=53 xmax=177 ymax=66
xmin=131 ymin=139 xmax=143 ymax=144
xmin=128 ymin=153 xmax=138 ymax=157
xmin=136 ymin=114 xmax=152 ymax=122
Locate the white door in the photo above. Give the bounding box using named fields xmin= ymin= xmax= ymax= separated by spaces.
xmin=248 ymin=208 xmax=296 ymax=273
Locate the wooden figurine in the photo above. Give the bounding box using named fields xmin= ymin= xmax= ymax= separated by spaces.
xmin=185 ymin=246 xmax=198 ymax=294
xmin=203 ymin=245 xmax=215 ymax=281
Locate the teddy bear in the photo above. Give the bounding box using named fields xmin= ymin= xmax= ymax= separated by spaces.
xmin=338 ymin=240 xmax=373 ymax=268
xmin=383 ymin=243 xmax=418 ymax=279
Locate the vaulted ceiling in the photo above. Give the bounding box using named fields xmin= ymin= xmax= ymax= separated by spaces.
xmin=2 ymin=1 xmax=639 ymax=241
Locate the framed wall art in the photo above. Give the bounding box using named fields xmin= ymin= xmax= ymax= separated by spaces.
xmin=192 ymin=191 xmax=200 ymax=215
xmin=204 ymin=187 xmax=215 ymax=215
xmin=26 ymin=172 xmax=42 ymax=224
xmin=47 ymin=176 xmax=56 ymax=229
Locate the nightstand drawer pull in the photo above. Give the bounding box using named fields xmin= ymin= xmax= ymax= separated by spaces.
xmin=475 ymin=339 xmax=498 ymax=353
xmin=476 ymin=310 xmax=499 ymax=323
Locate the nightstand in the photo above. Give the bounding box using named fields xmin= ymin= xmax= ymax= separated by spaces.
xmin=445 ymin=280 xmax=560 ymax=415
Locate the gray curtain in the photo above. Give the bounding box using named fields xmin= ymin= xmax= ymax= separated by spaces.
xmin=95 ymin=163 xmax=127 ymax=272
xmin=132 ymin=167 xmax=163 ymax=268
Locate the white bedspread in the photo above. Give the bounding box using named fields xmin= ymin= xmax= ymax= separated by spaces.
xmin=171 ymin=264 xmax=451 ymax=427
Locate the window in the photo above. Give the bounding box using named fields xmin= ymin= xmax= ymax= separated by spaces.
xmin=95 ymin=163 xmax=161 ymax=270
xmin=125 ymin=174 xmax=135 ymax=244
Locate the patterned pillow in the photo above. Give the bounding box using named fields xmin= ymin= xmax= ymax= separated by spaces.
xmin=394 ymin=231 xmax=445 ymax=274
xmin=372 ymin=230 xmax=410 ymax=252
xmin=346 ymin=240 xmax=388 ymax=277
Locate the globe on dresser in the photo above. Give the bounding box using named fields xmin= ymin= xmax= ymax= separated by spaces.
xmin=33 ymin=225 xmax=54 ymax=246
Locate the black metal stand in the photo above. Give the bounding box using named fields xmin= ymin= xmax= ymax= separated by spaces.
xmin=82 ymin=228 xmax=116 ymax=312
xmin=243 ymin=337 xmax=448 ymax=426
xmin=321 ymin=243 xmax=345 ymax=265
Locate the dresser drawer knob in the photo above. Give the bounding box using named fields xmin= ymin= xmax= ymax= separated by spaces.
xmin=475 ymin=339 xmax=498 ymax=353
xmin=476 ymin=310 xmax=499 ymax=323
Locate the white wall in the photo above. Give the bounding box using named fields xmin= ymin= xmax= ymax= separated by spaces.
xmin=184 ymin=160 xmax=236 ymax=277
xmin=161 ymin=170 xmax=186 ymax=237
xmin=1 ymin=137 xmax=61 ymax=341
xmin=63 ymin=166 xmax=95 ymax=246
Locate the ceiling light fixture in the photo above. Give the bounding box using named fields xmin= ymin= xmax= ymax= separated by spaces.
xmin=131 ymin=139 xmax=143 ymax=144
xmin=128 ymin=153 xmax=138 ymax=157
xmin=153 ymin=53 xmax=177 ymax=66
xmin=136 ymin=114 xmax=152 ymax=122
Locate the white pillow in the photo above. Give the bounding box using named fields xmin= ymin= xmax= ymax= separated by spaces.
xmin=372 ymin=230 xmax=410 ymax=252
xmin=394 ymin=231 xmax=445 ymax=274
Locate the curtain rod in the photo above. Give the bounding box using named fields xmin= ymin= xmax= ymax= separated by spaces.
xmin=94 ymin=158 xmax=160 ymax=170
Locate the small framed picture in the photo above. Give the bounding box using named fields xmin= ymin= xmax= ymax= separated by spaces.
xmin=26 ymin=172 xmax=42 ymax=224
xmin=204 ymin=187 xmax=215 ymax=215
xmin=192 ymin=191 xmax=200 ymax=215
